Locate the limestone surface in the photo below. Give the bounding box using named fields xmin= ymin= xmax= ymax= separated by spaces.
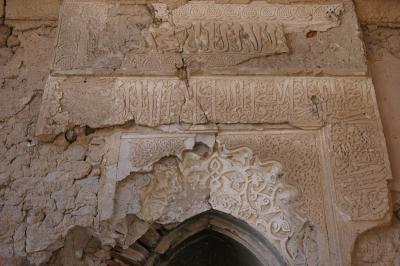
xmin=51 ymin=0 xmax=366 ymax=76
xmin=0 ymin=0 xmax=397 ymax=265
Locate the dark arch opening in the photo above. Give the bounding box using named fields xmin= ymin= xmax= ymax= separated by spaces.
xmin=109 ymin=210 xmax=286 ymax=265
xmin=166 ymin=229 xmax=263 ymax=266
xmin=156 ymin=210 xmax=286 ymax=266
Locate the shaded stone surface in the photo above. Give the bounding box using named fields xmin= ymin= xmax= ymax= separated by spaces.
xmin=36 ymin=76 xmax=378 ymax=140
xmin=0 ymin=0 xmax=398 ymax=265
xmin=167 ymin=230 xmax=263 ymax=266
xmin=5 ymin=0 xmax=60 ymax=21
xmin=50 ymin=0 xmax=366 ymax=76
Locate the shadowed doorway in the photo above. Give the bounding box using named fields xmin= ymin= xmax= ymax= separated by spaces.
xmin=110 ymin=211 xmax=286 ymax=266
xmin=156 ymin=211 xmax=285 ymax=266
xmin=167 ymin=229 xmax=263 ymax=266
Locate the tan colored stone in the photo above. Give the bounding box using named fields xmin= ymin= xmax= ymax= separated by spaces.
xmin=0 ymin=0 xmax=396 ymax=265
xmin=370 ymin=51 xmax=400 ymax=191
xmin=98 ymin=102 xmax=391 ymax=264
xmin=363 ymin=27 xmax=400 ymax=192
xmin=355 ymin=0 xmax=400 ymax=26
xmin=36 ymin=76 xmax=379 ymax=140
xmin=5 ymin=0 xmax=60 ymax=21
xmin=0 ymin=25 xmax=10 ymax=47
xmin=6 ymin=35 xmax=20 ymax=48
xmin=49 ymin=0 xmax=367 ymax=76
xmin=354 ymin=218 xmax=400 ymax=265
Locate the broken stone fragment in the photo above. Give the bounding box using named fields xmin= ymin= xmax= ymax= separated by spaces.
xmin=0 ymin=25 xmax=11 ymax=47
xmin=6 ymin=35 xmax=20 ymax=48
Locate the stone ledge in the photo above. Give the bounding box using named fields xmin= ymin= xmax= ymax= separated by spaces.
xmin=36 ymin=75 xmax=376 ymax=140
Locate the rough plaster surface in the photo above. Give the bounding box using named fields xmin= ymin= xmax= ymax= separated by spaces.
xmin=363 ymin=27 xmax=400 ymax=192
xmin=5 ymin=0 xmax=60 ymax=21
xmin=0 ymin=0 xmax=398 ymax=265
xmin=354 ymin=0 xmax=400 ymax=26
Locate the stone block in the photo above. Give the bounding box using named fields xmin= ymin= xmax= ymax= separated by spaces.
xmin=50 ymin=1 xmax=366 ymax=76
xmin=355 ymin=0 xmax=400 ymax=26
xmin=5 ymin=0 xmax=60 ymax=21
xmin=365 ymin=32 xmax=400 ymax=191
xmin=36 ymin=76 xmax=378 ymax=140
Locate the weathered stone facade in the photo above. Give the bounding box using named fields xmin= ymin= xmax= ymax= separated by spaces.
xmin=1 ymin=0 xmax=400 ymax=265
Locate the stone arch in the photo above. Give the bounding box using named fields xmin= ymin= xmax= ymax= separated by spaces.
xmin=110 ymin=210 xmax=286 ymax=266
xmin=107 ymin=143 xmax=313 ymax=265
xmin=154 ymin=210 xmax=286 ymax=266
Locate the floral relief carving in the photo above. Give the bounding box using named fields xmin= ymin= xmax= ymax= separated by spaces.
xmin=136 ymin=145 xmax=309 ymax=265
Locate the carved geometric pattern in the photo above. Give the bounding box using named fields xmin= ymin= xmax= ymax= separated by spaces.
xmin=181 ymin=146 xmax=308 ymax=265
xmin=52 ymin=1 xmax=343 ymax=74
xmin=37 ymin=76 xmax=391 ymax=222
xmin=137 ymin=145 xmax=308 ymax=265
xmin=330 ymin=121 xmax=389 ymax=220
xmin=37 ymin=76 xmax=375 ymax=134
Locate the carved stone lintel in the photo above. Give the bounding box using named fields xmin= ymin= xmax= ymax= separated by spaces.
xmin=52 ymin=1 xmax=345 ymax=75
xmin=36 ymin=76 xmax=376 ymax=140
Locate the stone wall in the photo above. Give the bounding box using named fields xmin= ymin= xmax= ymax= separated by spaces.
xmin=0 ymin=0 xmax=399 ymax=265
xmin=352 ymin=1 xmax=400 ymax=264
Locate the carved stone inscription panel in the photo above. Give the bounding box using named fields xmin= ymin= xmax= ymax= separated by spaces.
xmin=37 ymin=76 xmax=376 ymax=138
xmin=52 ymin=1 xmax=344 ymax=75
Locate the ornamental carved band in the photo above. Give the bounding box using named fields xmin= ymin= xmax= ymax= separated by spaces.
xmin=37 ymin=76 xmax=390 ymax=222
xmin=130 ymin=145 xmax=308 ymax=265
xmin=52 ymin=1 xmax=342 ymax=74
xmin=182 ymin=147 xmax=307 ymax=264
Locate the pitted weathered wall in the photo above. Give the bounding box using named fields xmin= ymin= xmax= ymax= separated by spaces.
xmin=0 ymin=1 xmax=399 ymax=266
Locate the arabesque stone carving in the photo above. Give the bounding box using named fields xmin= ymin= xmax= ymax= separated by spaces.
xmin=0 ymin=0 xmax=400 ymax=266
xmin=97 ymin=118 xmax=390 ymax=265
xmin=130 ymin=144 xmax=309 ymax=265
xmin=37 ymin=76 xmax=375 ymax=138
xmin=184 ymin=146 xmax=308 ymax=264
xmin=1 ymin=0 xmax=392 ymax=265
xmin=52 ymin=1 xmax=343 ymax=75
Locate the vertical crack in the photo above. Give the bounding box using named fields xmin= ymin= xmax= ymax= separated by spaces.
xmin=2 ymin=0 xmax=6 ymax=23
xmin=176 ymin=56 xmax=189 ymax=89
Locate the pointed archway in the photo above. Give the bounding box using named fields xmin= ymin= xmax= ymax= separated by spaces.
xmin=157 ymin=211 xmax=286 ymax=266
xmin=111 ymin=210 xmax=286 ymax=266
xmin=165 ymin=230 xmax=263 ymax=266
